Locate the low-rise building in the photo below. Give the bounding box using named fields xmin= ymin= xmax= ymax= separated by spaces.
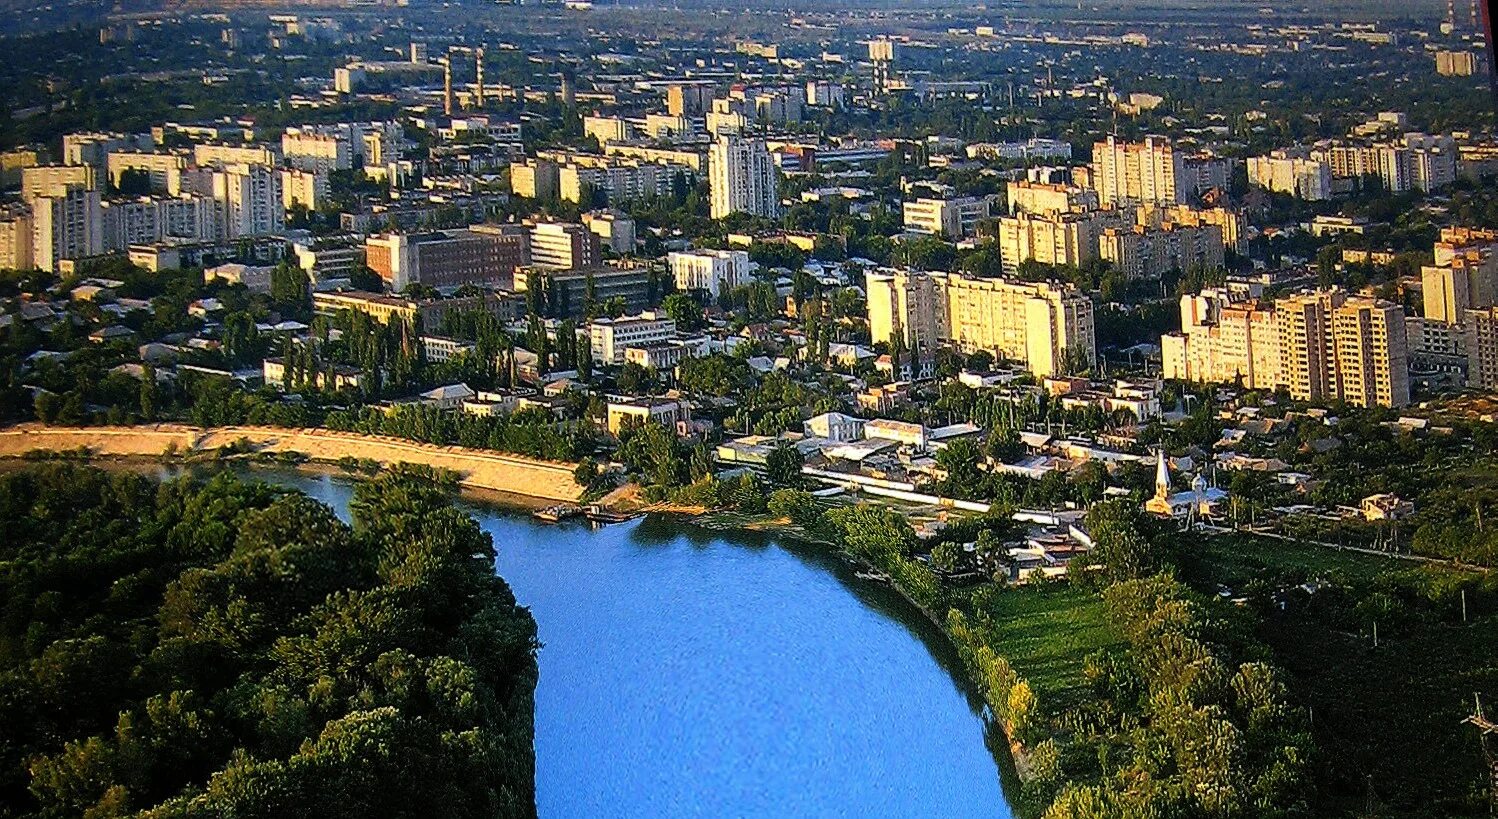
xmin=606 ymin=397 xmax=690 ymax=435
xmin=590 ymin=313 xmax=676 ymax=365
xmin=624 ymin=340 xmax=688 ymax=370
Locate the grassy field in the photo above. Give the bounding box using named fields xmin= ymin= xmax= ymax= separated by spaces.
xmin=1183 ymin=532 xmax=1436 ymax=587
xmin=1182 ymin=532 xmax=1498 ymax=818
xmin=972 ymin=583 xmax=1123 ymax=717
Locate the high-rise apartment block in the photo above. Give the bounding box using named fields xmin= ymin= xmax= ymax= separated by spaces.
xmin=1247 ymin=151 xmax=1334 ymax=201
xmin=193 ymin=143 xmax=280 ymax=168
xmin=0 ymin=205 xmax=34 ymax=271
xmin=1162 ymin=288 xmax=1409 ymax=407
xmin=1464 ymin=307 xmax=1498 ymax=390
xmin=101 ymin=195 xmax=216 ymax=252
xmin=281 ymin=168 xmax=330 ymax=210
xmin=865 ymin=269 xmax=1096 ymax=378
xmin=1099 ymin=222 xmax=1225 ymax=280
xmin=62 ymin=132 xmax=153 ymax=178
xmin=1006 ymin=181 xmax=1098 ymax=216
xmin=22 ymin=165 xmax=96 ymax=201
xmin=666 ymin=82 xmax=714 ymax=117
xmin=105 ymin=150 xmax=187 ymax=192
xmin=708 ymin=136 xmax=780 ymax=220
xmin=1091 ymin=136 xmax=1184 ymax=206
xmin=510 ymin=158 xmax=561 ymax=200
xmin=997 ymin=212 xmax=1102 ymax=275
xmin=281 ymin=128 xmax=353 ymax=172
xmin=211 ymin=164 xmax=284 ymax=239
xmin=32 ymin=187 xmax=103 ymax=272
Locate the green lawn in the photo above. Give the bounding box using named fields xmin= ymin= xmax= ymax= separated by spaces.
xmin=973 ymin=583 xmax=1123 ymax=716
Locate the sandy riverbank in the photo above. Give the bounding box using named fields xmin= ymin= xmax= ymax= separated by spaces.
xmin=0 ymin=423 xmax=585 ymax=502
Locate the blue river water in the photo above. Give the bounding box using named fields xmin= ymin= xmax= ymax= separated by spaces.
xmin=239 ymin=468 xmax=1014 ymax=819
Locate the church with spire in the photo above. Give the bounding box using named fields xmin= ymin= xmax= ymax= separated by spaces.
xmin=1145 ymin=449 xmax=1227 ymax=519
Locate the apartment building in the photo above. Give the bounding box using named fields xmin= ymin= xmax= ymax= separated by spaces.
xmin=1423 ymin=250 xmax=1498 ymax=324
xmin=709 ymin=136 xmax=780 ymax=219
xmin=866 ymin=269 xmax=1096 ymax=378
xmin=101 ymin=195 xmax=216 ymax=252
xmin=1436 ymin=50 xmax=1479 ymax=76
xmin=0 ymin=205 xmax=33 ymax=271
xmin=558 ymin=160 xmax=685 ymax=204
xmin=583 ymin=115 xmax=632 ymax=145
xmin=902 ymin=195 xmax=995 ymax=240
xmin=313 ymin=290 xmax=515 ymax=327
xmin=281 ymin=129 xmax=353 ymax=172
xmin=281 ymin=168 xmax=330 ymax=210
xmin=63 ymin=132 xmax=153 ymax=177
xmin=32 ymin=187 xmax=103 ymax=272
xmin=997 ymin=212 xmax=1102 ymax=275
xmin=1247 ymin=151 xmax=1334 ymax=201
xmin=1098 ymin=222 xmax=1225 ymax=280
xmin=1162 ymin=288 xmax=1409 ymax=407
xmin=510 ymin=158 xmax=561 ymax=200
xmin=1006 ymin=181 xmax=1098 ymax=216
xmin=212 ymin=163 xmax=283 ymax=239
xmin=105 ymin=150 xmax=187 ymax=192
xmin=583 ymin=209 xmax=636 ymax=252
xmin=21 ymin=165 xmax=96 ymax=201
xmin=193 ymin=143 xmax=279 ymax=168
xmin=1091 ymin=135 xmax=1184 ymax=206
xmin=1465 ymin=307 xmax=1498 ymax=390
xmin=668 ymin=248 xmax=750 ymax=298
xmin=1137 ymin=203 xmax=1246 ymax=252
xmin=516 ymin=264 xmax=654 ymax=317
xmin=666 ymin=82 xmax=715 ymax=117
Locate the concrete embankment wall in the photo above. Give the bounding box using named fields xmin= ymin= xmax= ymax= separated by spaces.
xmin=0 ymin=424 xmax=584 ymax=502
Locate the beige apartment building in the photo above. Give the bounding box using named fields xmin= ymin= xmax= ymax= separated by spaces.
xmin=1423 ymin=250 xmax=1498 ymax=324
xmin=1137 ymin=203 xmax=1246 ymax=252
xmin=1162 ymin=288 xmax=1409 ymax=407
xmin=1006 ymin=181 xmax=1098 ymax=216
xmin=0 ymin=205 xmax=33 ymax=271
xmin=866 ymin=269 xmax=1095 ymax=378
xmin=902 ymin=195 xmax=995 ymax=239
xmin=1091 ymin=135 xmax=1184 ymax=206
xmin=997 ymin=212 xmax=1101 ymax=275
xmin=1098 ymin=222 xmax=1225 ymax=280
xmin=21 ymin=165 xmax=96 ymax=201
xmin=510 ymin=159 xmax=561 ymax=200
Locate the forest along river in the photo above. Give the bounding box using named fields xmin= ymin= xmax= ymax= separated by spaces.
xmin=235 ymin=467 xmax=1015 ymax=818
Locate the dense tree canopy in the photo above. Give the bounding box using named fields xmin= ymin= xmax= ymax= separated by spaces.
xmin=0 ymin=465 xmax=538 ymax=818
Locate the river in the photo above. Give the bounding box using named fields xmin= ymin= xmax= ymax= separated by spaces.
xmin=224 ymin=466 xmax=1015 ymax=818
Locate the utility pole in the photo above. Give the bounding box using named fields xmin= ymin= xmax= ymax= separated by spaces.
xmin=1463 ymin=694 xmax=1498 ymax=815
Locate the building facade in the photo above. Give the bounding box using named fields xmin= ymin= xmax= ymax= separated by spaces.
xmin=866 ymin=269 xmax=1096 ymax=378
xmin=709 ymin=136 xmax=780 ymax=220
xmin=1162 ymin=288 xmax=1410 ymax=407
xmin=668 ymin=248 xmax=750 ymax=298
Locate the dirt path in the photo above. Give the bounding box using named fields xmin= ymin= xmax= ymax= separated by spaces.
xmin=0 ymin=423 xmax=584 ymax=502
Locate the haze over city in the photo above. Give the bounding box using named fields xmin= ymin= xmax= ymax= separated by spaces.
xmin=0 ymin=1 xmax=1494 ymax=818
